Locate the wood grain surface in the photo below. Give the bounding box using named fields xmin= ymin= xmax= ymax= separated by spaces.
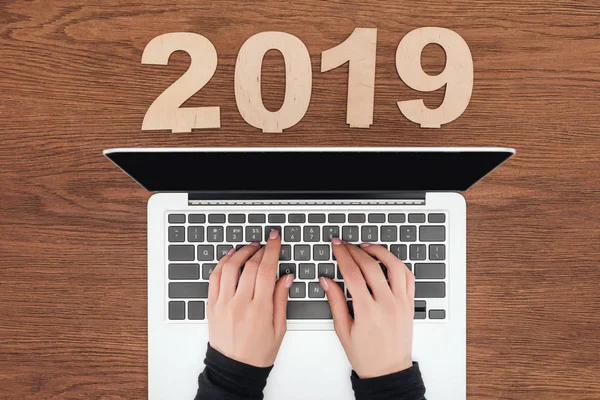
xmin=1 ymin=0 xmax=599 ymax=399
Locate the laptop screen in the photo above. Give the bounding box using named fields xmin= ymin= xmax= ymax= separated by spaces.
xmin=104 ymin=148 xmax=514 ymax=193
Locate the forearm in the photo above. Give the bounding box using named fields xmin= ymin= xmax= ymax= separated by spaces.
xmin=195 ymin=343 xmax=272 ymax=400
xmin=351 ymin=363 xmax=426 ymax=400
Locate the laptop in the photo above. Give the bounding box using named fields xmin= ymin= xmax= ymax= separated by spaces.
xmin=104 ymin=147 xmax=514 ymax=400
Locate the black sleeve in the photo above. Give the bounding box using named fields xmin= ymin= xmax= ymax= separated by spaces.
xmin=195 ymin=343 xmax=273 ymax=400
xmin=350 ymin=363 xmax=426 ymax=400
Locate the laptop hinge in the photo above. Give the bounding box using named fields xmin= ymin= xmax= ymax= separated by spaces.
xmin=188 ymin=191 xmax=426 ymax=206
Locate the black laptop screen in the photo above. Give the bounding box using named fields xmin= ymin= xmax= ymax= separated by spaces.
xmin=105 ymin=149 xmax=514 ymax=193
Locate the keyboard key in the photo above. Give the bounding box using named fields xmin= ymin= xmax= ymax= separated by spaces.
xmin=415 ymin=263 xmax=446 ymax=279
xmin=308 ymin=213 xmax=326 ymax=223
xmin=188 ymin=226 xmax=204 ymax=242
xmin=368 ymin=213 xmax=385 ymax=223
xmin=286 ymin=301 xmax=332 ymax=319
xmin=284 ymin=226 xmax=301 ymax=242
xmin=408 ymin=213 xmax=426 ymax=223
xmin=169 ymin=282 xmax=209 ymax=298
xmin=420 ymin=226 xmax=446 ymax=242
xmin=228 ymin=214 xmax=246 ymax=223
xmin=279 ymin=245 xmax=292 ymax=261
xmin=246 ymin=226 xmax=262 ymax=242
xmin=336 ymin=282 xmax=345 ymax=294
xmin=304 ymin=226 xmax=320 ymax=242
xmin=405 ymin=263 xmax=412 ymax=272
xmin=381 ymin=226 xmax=397 ymax=242
xmin=188 ymin=301 xmax=206 ymax=320
xmin=429 ymin=309 xmax=446 ymax=319
xmin=323 ymin=226 xmax=340 ymax=242
xmin=337 ymin=266 xmax=343 ymax=280
xmin=168 ymin=301 xmax=185 ymax=320
xmin=269 ymin=214 xmax=286 ymax=223
xmin=279 ymin=263 xmax=296 ymax=277
xmin=169 ymin=263 xmax=199 ymax=280
xmin=361 ymin=226 xmax=378 ymax=242
xmin=347 ymin=301 xmax=354 ymax=317
xmin=348 ymin=213 xmax=365 ymax=223
xmin=410 ymin=244 xmax=427 ymax=260
xmin=429 ymin=244 xmax=446 ymax=260
xmin=207 ymin=226 xmax=224 ymax=242
xmin=226 ymin=226 xmax=244 ymax=242
xmin=298 ymin=263 xmax=315 ymax=279
xmin=202 ymin=263 xmax=216 ymax=280
xmin=313 ymin=245 xmax=330 ymax=261
xmin=288 ymin=214 xmax=306 ymax=223
xmin=414 ymin=311 xmax=426 ymax=319
xmin=415 ymin=300 xmax=426 ymax=312
xmin=197 ymin=245 xmax=215 ymax=261
xmin=400 ymin=226 xmax=417 ymax=242
xmin=168 ymin=226 xmax=185 ymax=242
xmin=208 ymin=214 xmax=226 ymax=223
xmin=217 ymin=245 xmax=233 ymax=260
xmin=168 ymin=245 xmax=195 ymax=261
xmin=308 ymin=282 xmax=325 ymax=298
xmin=388 ymin=213 xmax=406 ymax=223
xmin=168 ymin=214 xmax=185 ymax=224
xmin=390 ymin=244 xmax=407 ymax=260
xmin=265 ymin=226 xmax=282 ymax=241
xmin=328 ymin=214 xmax=345 ymax=223
xmin=342 ymin=226 xmax=359 ymax=242
xmin=318 ymin=263 xmax=335 ymax=279
xmin=428 ymin=213 xmax=446 ymax=223
xmin=294 ymin=245 xmax=311 ymax=261
xmin=248 ymin=214 xmax=266 ymax=223
xmin=290 ymin=282 xmax=306 ymax=298
xmin=188 ymin=214 xmax=205 ymax=223
xmin=415 ymin=282 xmax=445 ymax=298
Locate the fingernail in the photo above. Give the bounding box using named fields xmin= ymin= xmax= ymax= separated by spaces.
xmin=331 ymin=237 xmax=342 ymax=245
xmin=319 ymin=276 xmax=329 ymax=290
xmin=269 ymin=229 xmax=279 ymax=240
xmin=251 ymin=241 xmax=260 ymax=247
xmin=360 ymin=243 xmax=371 ymax=248
xmin=285 ymin=274 xmax=294 ymax=288
xmin=227 ymin=248 xmax=236 ymax=256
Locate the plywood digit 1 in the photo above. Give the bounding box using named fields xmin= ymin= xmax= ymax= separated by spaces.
xmin=141 ymin=32 xmax=220 ymax=133
xmin=321 ymin=28 xmax=377 ymax=128
xmin=235 ymin=32 xmax=312 ymax=133
xmin=396 ymin=27 xmax=473 ymax=128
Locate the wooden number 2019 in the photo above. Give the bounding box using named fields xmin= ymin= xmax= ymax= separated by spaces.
xmin=141 ymin=27 xmax=473 ymax=133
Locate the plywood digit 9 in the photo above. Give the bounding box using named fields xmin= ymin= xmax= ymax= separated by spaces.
xmin=396 ymin=27 xmax=473 ymax=128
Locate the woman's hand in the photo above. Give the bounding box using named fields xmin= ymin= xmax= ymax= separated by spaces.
xmin=320 ymin=238 xmax=416 ymax=378
xmin=207 ymin=229 xmax=293 ymax=367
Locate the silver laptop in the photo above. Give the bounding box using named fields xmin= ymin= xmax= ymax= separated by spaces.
xmin=104 ymin=147 xmax=514 ymax=400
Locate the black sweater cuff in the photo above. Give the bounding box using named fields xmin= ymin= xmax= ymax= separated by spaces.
xmin=351 ymin=363 xmax=426 ymax=400
xmin=195 ymin=343 xmax=273 ymax=400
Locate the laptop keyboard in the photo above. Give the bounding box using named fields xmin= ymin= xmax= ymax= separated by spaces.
xmin=166 ymin=210 xmax=448 ymax=322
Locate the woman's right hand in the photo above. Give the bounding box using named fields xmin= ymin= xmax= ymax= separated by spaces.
xmin=319 ymin=238 xmax=416 ymax=379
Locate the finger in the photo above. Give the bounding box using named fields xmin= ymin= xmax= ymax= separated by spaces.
xmin=273 ymin=274 xmax=293 ymax=337
xmin=320 ymin=277 xmax=352 ymax=343
xmin=359 ymin=243 xmax=407 ymax=298
xmin=405 ymin=266 xmax=416 ymax=300
xmin=254 ymin=229 xmax=282 ymax=301
xmin=219 ymin=243 xmax=261 ymax=299
xmin=330 ymin=238 xmax=371 ymax=302
xmin=345 ymin=244 xmax=392 ymax=301
xmin=208 ymin=249 xmax=231 ymax=307
xmin=235 ymin=247 xmax=265 ymax=299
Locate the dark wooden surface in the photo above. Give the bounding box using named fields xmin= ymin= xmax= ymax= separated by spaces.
xmin=1 ymin=0 xmax=599 ymax=398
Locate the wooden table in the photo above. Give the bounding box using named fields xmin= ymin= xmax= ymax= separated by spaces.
xmin=1 ymin=0 xmax=599 ymax=398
